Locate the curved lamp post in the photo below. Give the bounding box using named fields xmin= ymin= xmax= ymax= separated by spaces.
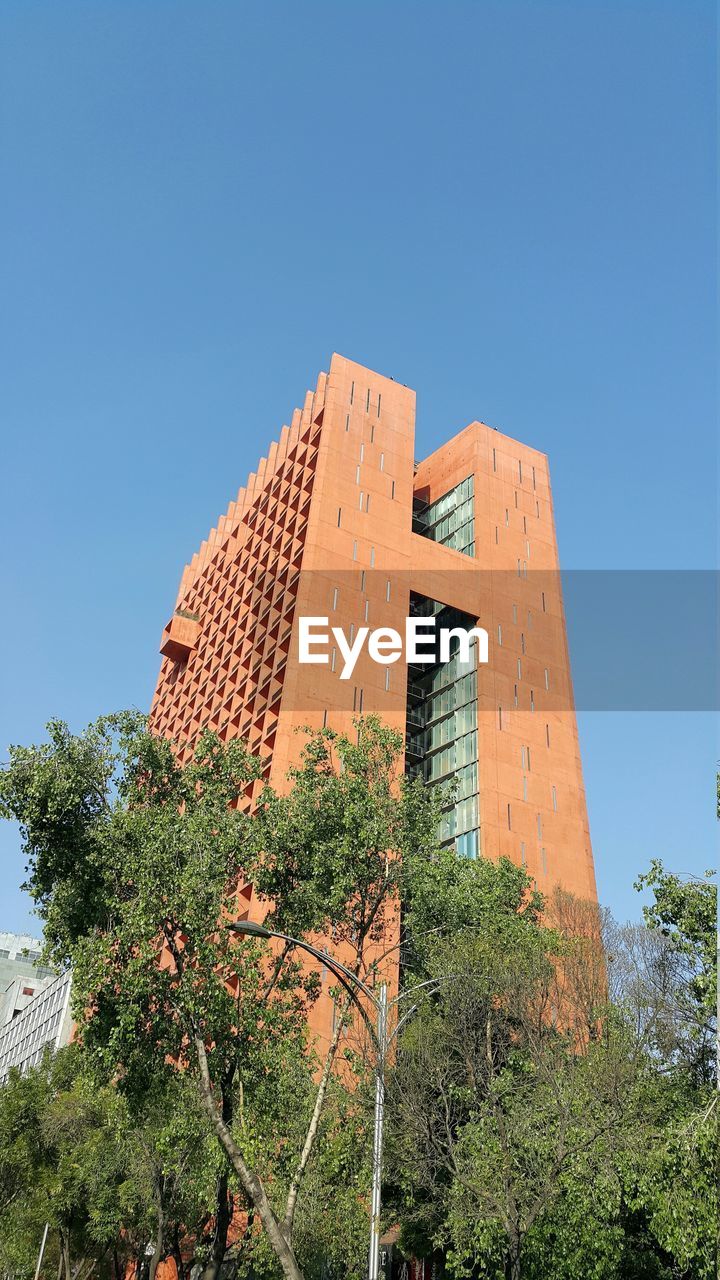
xmin=228 ymin=919 xmax=436 ymax=1280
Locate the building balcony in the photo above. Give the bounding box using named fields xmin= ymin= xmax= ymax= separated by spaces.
xmin=160 ymin=611 xmax=201 ymax=663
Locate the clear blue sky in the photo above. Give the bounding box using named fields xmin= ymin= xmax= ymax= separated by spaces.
xmin=0 ymin=0 xmax=716 ymax=933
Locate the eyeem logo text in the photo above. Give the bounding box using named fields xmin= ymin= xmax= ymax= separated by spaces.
xmin=298 ymin=617 xmax=489 ymax=681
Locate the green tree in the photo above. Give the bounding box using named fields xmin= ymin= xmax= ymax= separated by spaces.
xmin=1 ymin=713 xmax=440 ymax=1280
xmin=634 ymin=860 xmax=717 ymax=1084
xmin=0 ymin=712 xmax=147 ymax=958
xmin=388 ymin=874 xmax=641 ymax=1280
xmin=389 ymin=857 xmax=718 ymax=1280
xmin=0 ymin=1045 xmax=138 ymax=1280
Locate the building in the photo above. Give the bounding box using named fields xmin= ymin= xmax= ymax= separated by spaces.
xmin=150 ymin=354 xmax=598 ymax=1033
xmin=0 ymin=931 xmax=57 ymax=1027
xmin=0 ymin=969 xmax=73 ymax=1082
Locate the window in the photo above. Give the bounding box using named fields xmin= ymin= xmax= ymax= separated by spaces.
xmin=523 ymin=516 xmax=527 ymax=534
xmin=517 ymin=658 xmax=522 ymax=680
xmin=530 ymin=690 xmax=535 ymax=712
xmin=513 ymin=603 xmax=517 ymax=623
xmin=507 ymin=803 xmax=512 ymax=829
xmin=356 ymin=465 xmax=361 ymax=483
xmin=370 ymin=547 xmax=375 ymax=566
xmin=349 ymin=624 xmax=355 ymax=643
xmin=359 ymin=688 xmax=364 ymax=712
xmin=541 ymin=847 xmax=547 ymax=875
xmin=366 ymin=494 xmax=370 ymax=513
xmin=360 ymin=569 xmax=366 ymax=591
xmin=370 ymin=424 xmax=375 ymax=443
xmin=532 ymin=466 xmax=536 ymax=490
xmin=359 ymin=491 xmax=364 ymax=509
xmin=497 ymin=624 xmax=502 ymax=645
xmin=337 ymin=508 xmax=342 ymax=527
xmin=386 ymin=580 xmax=391 ymax=602
xmin=521 ymin=746 xmax=527 ymax=770
xmin=526 ymin=540 xmax=530 ymax=558
xmin=552 ymin=785 xmax=557 ymax=812
xmin=377 ymin=393 xmax=381 ymax=417
xmin=544 ymin=668 xmax=549 ymax=690
xmin=360 ymin=443 xmax=365 ymax=462
xmin=505 ymin=508 xmax=509 ymax=525
xmin=352 ymin=541 xmax=358 ymax=561
xmin=521 ymin=632 xmax=525 ymax=654
xmin=493 ymin=447 xmax=497 ymax=471
xmin=352 ymin=687 xmax=358 ymax=711
xmin=518 ymin=460 xmax=523 ymax=483
xmin=536 ymin=500 xmax=540 ymax=517
xmin=322 ymin=709 xmax=328 ymax=728
xmin=391 ymin=480 xmax=396 ymax=499
xmin=22 ymin=986 xmax=35 ymax=997
xmin=541 ymin=591 xmax=546 ymax=612
xmin=380 ymin=452 xmax=385 ymax=471
xmin=332 ymin=587 xmax=338 ymax=610
xmin=385 ymin=668 xmax=390 ymax=691
xmin=522 ymin=776 xmax=528 ymax=802
xmin=331 ymin=648 xmax=337 ymax=672
xmin=498 ymin=706 xmax=503 ymax=731
xmin=366 ymin=388 xmax=370 ymax=412
xmin=537 ymin=814 xmax=542 ymax=838
xmin=350 ymin=381 xmax=355 ymax=404
xmin=515 ymin=490 xmax=518 ymax=508
xmin=345 ymin=414 xmax=350 ymax=432
xmin=413 ymin=475 xmax=475 ymax=558
xmin=546 ymin=723 xmax=550 ymax=747
xmin=495 ymin=526 xmax=498 ymax=544
xmin=364 ymin=600 xmax=369 ymax=622
xmin=514 ymin=683 xmax=518 ymax=708
xmin=520 ymin=841 xmax=526 ymax=866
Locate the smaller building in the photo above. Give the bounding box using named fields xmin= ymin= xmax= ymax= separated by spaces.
xmin=0 ymin=931 xmax=57 ymax=1026
xmin=0 ymin=968 xmax=73 ymax=1082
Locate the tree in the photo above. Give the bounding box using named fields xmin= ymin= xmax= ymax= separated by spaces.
xmin=387 ymin=869 xmax=642 ymax=1280
xmin=633 ymin=860 xmax=717 ymax=1085
xmin=612 ymin=861 xmax=718 ymax=1279
xmin=1 ymin=713 xmax=441 ymax=1280
xmin=388 ymin=857 xmax=718 ymax=1280
xmin=0 ymin=1045 xmax=139 ymax=1280
xmin=0 ymin=712 xmax=148 ymax=959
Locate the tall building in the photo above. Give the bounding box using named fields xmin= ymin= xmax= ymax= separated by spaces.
xmin=150 ymin=354 xmax=597 ymax=1030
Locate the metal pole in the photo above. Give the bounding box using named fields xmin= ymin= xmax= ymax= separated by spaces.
xmin=368 ymin=982 xmax=387 ymax=1280
xmin=33 ymin=1222 xmax=49 ymax=1280
xmin=230 ymin=921 xmax=396 ymax=1280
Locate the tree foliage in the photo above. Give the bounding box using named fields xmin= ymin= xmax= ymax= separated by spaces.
xmin=0 ymin=713 xmax=440 ymax=1280
xmin=386 ymin=858 xmax=717 ymax=1280
xmin=0 ymin=713 xmax=715 ymax=1280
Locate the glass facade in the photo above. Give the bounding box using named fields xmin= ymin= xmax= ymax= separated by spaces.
xmin=0 ymin=969 xmax=72 ymax=1082
xmin=405 ymin=596 xmax=480 ymax=858
xmin=412 ymin=474 xmax=475 ymax=557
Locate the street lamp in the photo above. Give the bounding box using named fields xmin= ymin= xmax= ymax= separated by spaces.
xmin=228 ymin=919 xmax=435 ymax=1280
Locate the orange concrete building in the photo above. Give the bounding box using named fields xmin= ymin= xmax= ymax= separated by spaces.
xmin=150 ymin=354 xmax=597 ymax=1031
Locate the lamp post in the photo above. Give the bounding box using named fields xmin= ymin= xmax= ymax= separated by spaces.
xmin=228 ymin=919 xmax=434 ymax=1280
